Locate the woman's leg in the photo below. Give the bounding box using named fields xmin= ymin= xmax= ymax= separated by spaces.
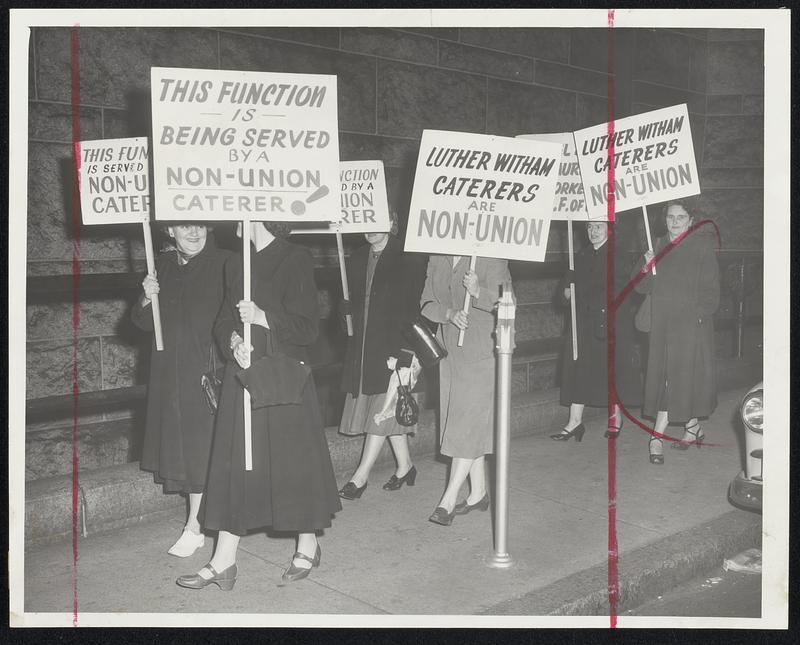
xmin=650 ymin=410 xmax=669 ymax=456
xmin=292 ymin=532 xmax=319 ymax=570
xmin=682 ymin=417 xmax=701 ymax=438
xmin=186 ymin=493 xmax=202 ymax=533
xmin=437 ymin=457 xmax=474 ymax=513
xmin=387 ymin=434 xmax=413 ymax=477
xmin=565 ymin=403 xmax=585 ymax=431
xmin=466 ymin=456 xmax=487 ymax=504
xmin=198 ymin=530 xmax=239 ymax=578
xmin=349 ymin=434 xmax=386 ymax=487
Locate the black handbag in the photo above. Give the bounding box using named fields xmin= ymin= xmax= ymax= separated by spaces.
xmin=402 ymin=315 xmax=447 ymax=368
xmin=236 ymin=353 xmax=311 ymax=409
xmin=200 ymin=345 xmax=223 ymax=414
xmin=394 ymin=368 xmax=419 ymax=427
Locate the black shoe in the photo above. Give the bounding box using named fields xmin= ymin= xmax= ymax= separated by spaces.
xmin=453 ymin=493 xmax=490 ymax=515
xmin=428 ymin=506 xmax=455 ymax=526
xmin=604 ymin=419 xmax=624 ymax=439
xmin=338 ymin=481 xmax=367 ymax=500
xmin=281 ymin=544 xmax=321 ymax=584
xmin=176 ymin=563 xmax=237 ymax=591
xmin=550 ymin=424 xmax=585 ymax=442
xmin=383 ymin=465 xmax=417 ymax=491
xmin=649 ymin=437 xmax=664 ymax=465
xmin=671 ymin=422 xmax=704 ymax=450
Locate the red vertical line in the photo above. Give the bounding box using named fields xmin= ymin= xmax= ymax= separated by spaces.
xmin=70 ymin=24 xmax=81 ymax=627
xmin=605 ymin=9 xmax=619 ymax=629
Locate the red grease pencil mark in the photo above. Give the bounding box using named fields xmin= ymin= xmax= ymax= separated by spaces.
xmin=70 ymin=24 xmax=81 ymax=627
xmin=605 ymin=8 xmax=619 ymax=629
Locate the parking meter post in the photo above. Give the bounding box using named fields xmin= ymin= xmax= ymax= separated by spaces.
xmin=487 ymin=282 xmax=515 ymax=569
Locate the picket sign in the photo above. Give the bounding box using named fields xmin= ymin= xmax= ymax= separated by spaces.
xmin=291 ymin=160 xmax=392 ymax=338
xmin=150 ymin=67 xmax=341 ymax=472
xmin=457 ymin=254 xmax=478 ymax=347
xmin=76 ymin=137 xmax=163 ymax=350
xmin=517 ymin=131 xmax=592 ymax=360
xmin=574 ymin=104 xmax=700 ymax=276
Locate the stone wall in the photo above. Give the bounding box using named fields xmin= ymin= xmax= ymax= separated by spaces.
xmin=27 ymin=27 xmax=764 ymax=428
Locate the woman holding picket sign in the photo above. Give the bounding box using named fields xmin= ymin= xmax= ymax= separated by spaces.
xmin=553 ymin=220 xmax=642 ymax=442
xmin=337 ymin=212 xmax=428 ymax=500
xmin=421 ymin=254 xmax=512 ymax=526
xmin=176 ymin=221 xmax=340 ymax=591
xmin=132 ymin=223 xmax=234 ymax=558
xmin=634 ymin=199 xmax=720 ymax=464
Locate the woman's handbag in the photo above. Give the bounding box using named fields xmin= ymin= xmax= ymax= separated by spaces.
xmin=635 ymin=294 xmax=652 ymax=333
xmin=402 ymin=315 xmax=447 ymax=368
xmin=394 ymin=368 xmax=419 ymax=427
xmin=200 ymin=345 xmax=223 ymax=414
xmin=236 ymin=353 xmax=311 ymax=409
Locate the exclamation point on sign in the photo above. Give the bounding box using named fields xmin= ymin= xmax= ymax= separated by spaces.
xmin=291 ymin=185 xmax=330 ymax=215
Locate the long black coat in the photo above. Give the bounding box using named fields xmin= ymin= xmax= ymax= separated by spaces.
xmin=201 ymin=237 xmax=340 ymax=535
xmin=131 ymin=236 xmax=234 ymax=493
xmin=340 ymin=235 xmax=427 ymax=396
xmin=560 ymin=238 xmax=642 ymax=409
xmin=635 ymin=227 xmax=720 ymax=421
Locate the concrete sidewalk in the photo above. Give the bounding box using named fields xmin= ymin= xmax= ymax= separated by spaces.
xmin=24 ymin=386 xmax=761 ymax=618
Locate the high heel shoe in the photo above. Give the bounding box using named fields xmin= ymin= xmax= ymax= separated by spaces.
xmin=671 ymin=422 xmax=704 ymax=450
xmin=648 ymin=437 xmax=664 ymax=465
xmin=604 ymin=419 xmax=623 ymax=439
xmin=428 ymin=506 xmax=455 ymax=526
xmin=338 ymin=481 xmax=367 ymax=500
xmin=176 ymin=563 xmax=237 ymax=591
xmin=383 ymin=465 xmax=417 ymax=491
xmin=453 ymin=493 xmax=490 ymax=515
xmin=550 ymin=424 xmax=585 ymax=442
xmin=281 ymin=544 xmax=321 ymax=583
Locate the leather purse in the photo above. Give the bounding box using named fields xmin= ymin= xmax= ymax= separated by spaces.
xmin=236 ymin=353 xmax=311 ymax=409
xmin=402 ymin=315 xmax=447 ymax=368
xmin=394 ymin=368 xmax=419 ymax=427
xmin=200 ymin=345 xmax=223 ymax=414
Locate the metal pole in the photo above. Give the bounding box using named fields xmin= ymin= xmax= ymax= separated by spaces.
xmin=736 ymin=259 xmax=746 ymax=359
xmin=486 ymin=282 xmax=515 ymax=569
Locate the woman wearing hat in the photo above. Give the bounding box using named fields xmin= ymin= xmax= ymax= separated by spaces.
xmin=421 ymin=254 xmax=512 ymax=526
xmin=337 ymin=214 xmax=428 ymax=500
xmin=132 ymin=223 xmax=234 ymax=557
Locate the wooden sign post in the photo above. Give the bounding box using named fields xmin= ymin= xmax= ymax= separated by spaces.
xmin=642 ymin=204 xmax=656 ymax=275
xmin=567 ymin=218 xmax=578 ymax=360
xmin=335 ymin=232 xmax=354 ymax=337
xmin=242 ymin=219 xmax=253 ymax=471
xmin=457 ymin=254 xmax=477 ymax=347
xmin=140 ymin=221 xmax=165 ymax=351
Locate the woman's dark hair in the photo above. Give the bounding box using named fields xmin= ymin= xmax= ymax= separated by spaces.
xmin=663 ymin=197 xmax=698 ymax=215
xmin=260 ymin=221 xmax=293 ymax=239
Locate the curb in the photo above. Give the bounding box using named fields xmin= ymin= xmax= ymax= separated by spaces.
xmin=481 ymin=509 xmax=762 ymax=616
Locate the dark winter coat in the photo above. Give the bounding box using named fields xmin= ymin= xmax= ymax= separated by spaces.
xmin=559 ymin=238 xmax=642 ymax=408
xmin=634 ymin=226 xmax=720 ymax=421
xmin=131 ymin=235 xmax=234 ymax=493
xmin=201 ymin=237 xmax=340 ymax=535
xmin=340 ymin=235 xmax=428 ymax=396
